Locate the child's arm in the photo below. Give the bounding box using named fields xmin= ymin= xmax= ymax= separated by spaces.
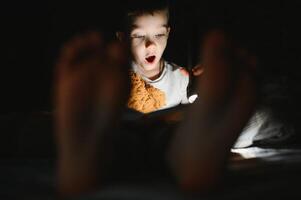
xmin=54 ymin=32 xmax=129 ymax=197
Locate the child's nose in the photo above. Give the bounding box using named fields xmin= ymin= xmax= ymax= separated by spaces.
xmin=145 ymin=38 xmax=156 ymax=49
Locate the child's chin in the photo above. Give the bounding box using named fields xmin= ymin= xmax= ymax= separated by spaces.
xmin=143 ymin=61 xmax=158 ymax=70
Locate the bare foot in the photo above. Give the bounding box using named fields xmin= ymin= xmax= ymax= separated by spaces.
xmin=167 ymin=29 xmax=257 ymax=191
xmin=54 ymin=31 xmax=130 ymax=196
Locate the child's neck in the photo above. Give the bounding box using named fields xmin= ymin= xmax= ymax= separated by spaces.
xmin=137 ymin=60 xmax=164 ymax=80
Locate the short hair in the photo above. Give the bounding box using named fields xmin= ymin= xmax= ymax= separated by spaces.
xmin=119 ymin=0 xmax=170 ymax=33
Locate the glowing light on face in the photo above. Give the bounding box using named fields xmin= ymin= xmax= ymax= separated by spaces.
xmin=130 ymin=11 xmax=170 ymax=75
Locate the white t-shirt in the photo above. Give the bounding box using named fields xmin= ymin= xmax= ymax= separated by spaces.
xmin=132 ymin=61 xmax=190 ymax=110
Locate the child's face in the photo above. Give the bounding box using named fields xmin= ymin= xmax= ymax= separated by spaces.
xmin=130 ymin=10 xmax=170 ymax=71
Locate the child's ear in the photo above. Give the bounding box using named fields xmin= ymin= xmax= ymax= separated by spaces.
xmin=116 ymin=31 xmax=125 ymax=41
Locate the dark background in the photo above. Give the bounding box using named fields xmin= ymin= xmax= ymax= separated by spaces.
xmin=0 ymin=1 xmax=301 ymax=198
xmin=0 ymin=0 xmax=300 ymax=114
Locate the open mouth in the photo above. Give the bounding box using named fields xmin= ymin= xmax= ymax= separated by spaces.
xmin=145 ymin=55 xmax=156 ymax=63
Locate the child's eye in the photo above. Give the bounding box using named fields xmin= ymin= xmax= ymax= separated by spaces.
xmin=155 ymin=33 xmax=166 ymax=38
xmin=132 ymin=35 xmax=145 ymax=39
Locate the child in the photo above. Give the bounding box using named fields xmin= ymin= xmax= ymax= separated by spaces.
xmin=117 ymin=0 xmax=197 ymax=113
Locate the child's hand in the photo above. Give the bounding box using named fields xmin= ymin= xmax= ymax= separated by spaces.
xmin=191 ymin=64 xmax=204 ymax=76
xmin=179 ymin=66 xmax=204 ymax=77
